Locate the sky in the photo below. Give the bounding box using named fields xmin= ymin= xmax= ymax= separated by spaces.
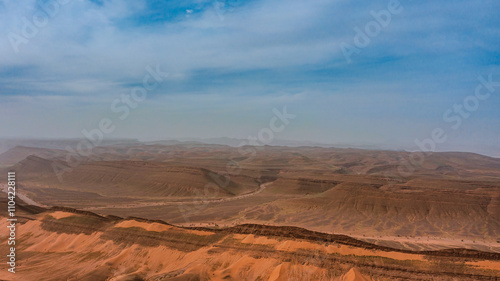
xmin=0 ymin=0 xmax=499 ymax=156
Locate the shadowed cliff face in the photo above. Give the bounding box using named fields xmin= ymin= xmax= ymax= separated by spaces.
xmin=0 ymin=206 xmax=499 ymax=281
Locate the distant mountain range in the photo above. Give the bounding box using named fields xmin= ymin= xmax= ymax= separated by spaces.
xmin=1 ymin=137 xmax=498 ymax=158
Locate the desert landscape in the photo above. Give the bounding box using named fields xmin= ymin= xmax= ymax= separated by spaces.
xmin=1 ymin=0 xmax=499 ymax=280
xmin=1 ymin=141 xmax=499 ymax=280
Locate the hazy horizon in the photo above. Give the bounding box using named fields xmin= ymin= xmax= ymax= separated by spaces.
xmin=1 ymin=0 xmax=499 ymax=157
xmin=0 ymin=136 xmax=499 ymax=158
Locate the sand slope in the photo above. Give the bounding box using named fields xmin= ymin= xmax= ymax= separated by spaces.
xmin=0 ymin=208 xmax=499 ymax=281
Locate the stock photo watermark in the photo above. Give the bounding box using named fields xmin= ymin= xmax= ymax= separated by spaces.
xmin=8 ymin=0 xmax=80 ymax=54
xmin=51 ymin=64 xmax=168 ymax=181
xmin=178 ymin=106 xmax=296 ymax=223
xmin=340 ymin=0 xmax=403 ymax=63
xmin=213 ymin=0 xmax=241 ymax=21
xmin=5 ymin=172 xmax=17 ymax=274
xmin=385 ymin=73 xmax=499 ymax=180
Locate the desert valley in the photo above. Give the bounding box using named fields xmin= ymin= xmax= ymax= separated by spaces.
xmin=0 ymin=141 xmax=499 ymax=280
xmin=2 ymin=0 xmax=499 ymax=280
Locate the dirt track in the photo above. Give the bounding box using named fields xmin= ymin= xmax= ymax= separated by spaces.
xmin=81 ymin=182 xmax=273 ymax=211
xmin=0 ymin=183 xmax=45 ymax=207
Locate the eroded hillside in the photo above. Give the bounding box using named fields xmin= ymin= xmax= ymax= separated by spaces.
xmin=0 ymin=204 xmax=499 ymax=281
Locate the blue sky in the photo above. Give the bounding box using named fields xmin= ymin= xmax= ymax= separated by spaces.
xmin=0 ymin=0 xmax=499 ymax=156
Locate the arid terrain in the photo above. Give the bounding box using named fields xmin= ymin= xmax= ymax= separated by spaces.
xmin=2 ymin=0 xmax=500 ymax=279
xmin=1 ymin=142 xmax=500 ymax=280
xmin=1 ymin=199 xmax=500 ymax=281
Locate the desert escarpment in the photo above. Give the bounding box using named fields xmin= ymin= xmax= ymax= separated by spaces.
xmin=1 ymin=205 xmax=499 ymax=280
